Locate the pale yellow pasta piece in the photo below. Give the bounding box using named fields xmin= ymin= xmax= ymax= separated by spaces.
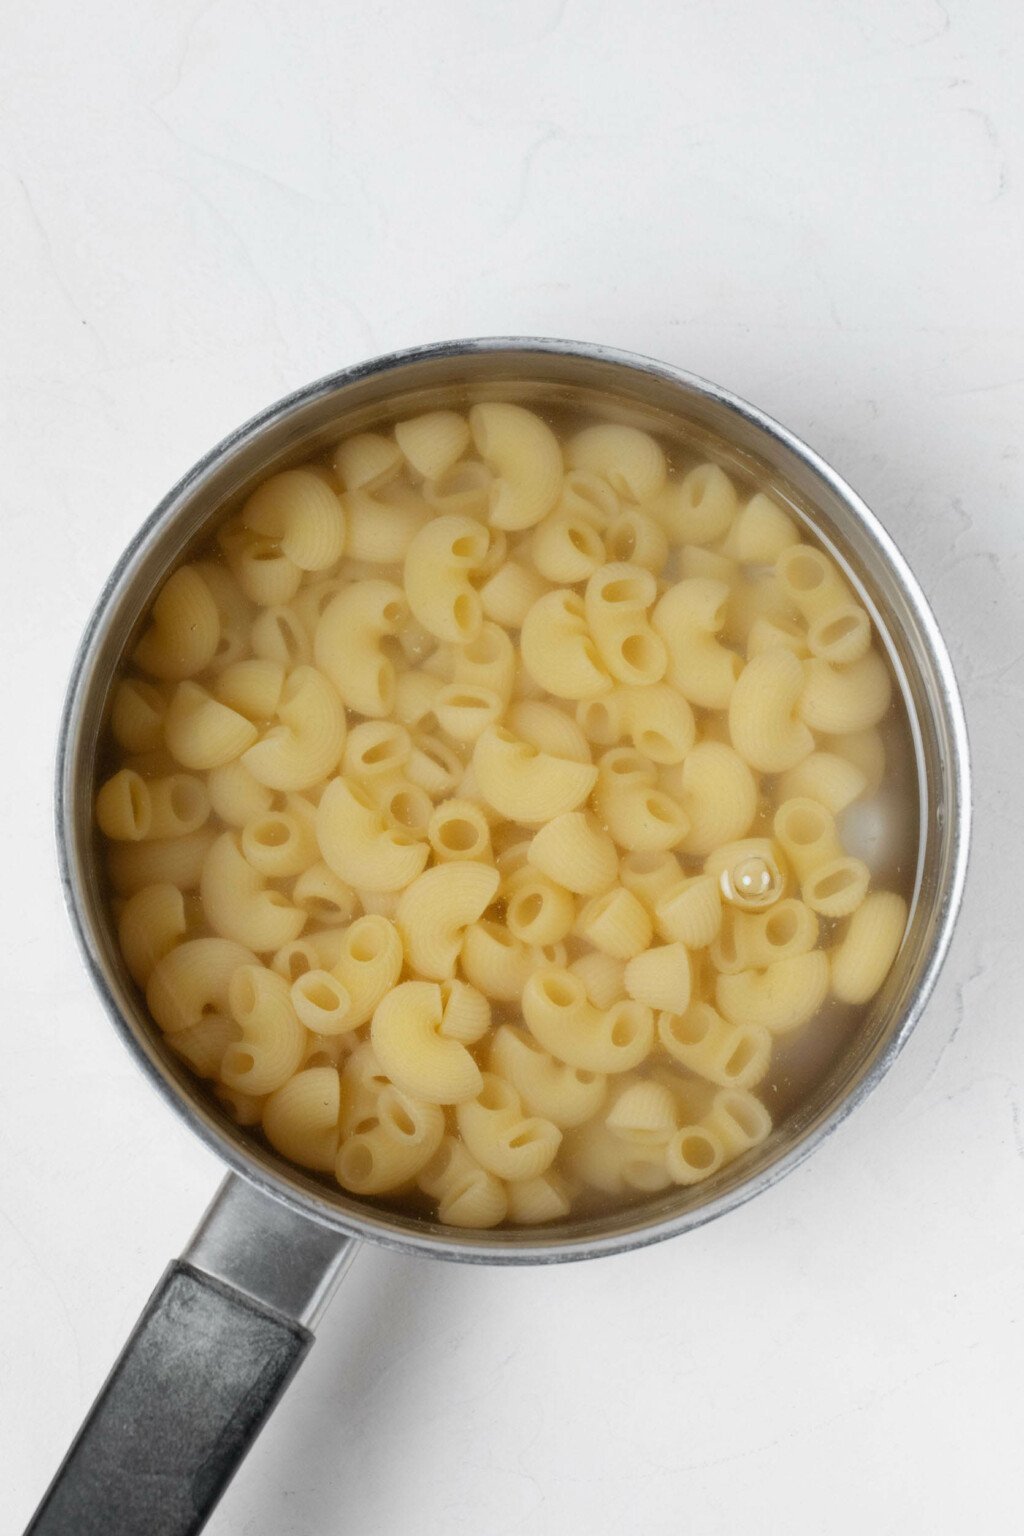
xmin=336 ymin=1088 xmax=445 ymax=1195
xmin=147 ymin=936 xmax=258 ymax=1034
xmin=111 ymin=678 xmax=166 ymax=753
xmin=201 ymin=832 xmax=306 ymax=951
xmin=665 ymin=1125 xmax=725 ymax=1186
xmin=520 ymin=589 xmax=612 ymax=699
xmin=595 ymin=775 xmax=689 ymax=853
xmin=822 ymin=728 xmax=886 ymax=794
xmin=830 ymin=891 xmax=907 ymax=1004
xmin=807 ymin=603 xmax=871 ymax=665
xmin=617 ymin=850 xmax=682 ymax=911
xmin=396 ymin=861 xmax=500 ymax=980
xmin=259 ymin=1064 xmax=341 ymax=1172
xmin=732 ymin=900 xmax=819 ymax=969
xmin=469 ymin=403 xmax=563 ymax=531
xmin=618 ymin=683 xmax=696 ymax=764
xmin=292 ymin=914 xmax=403 ymax=1035
xmin=341 ymin=719 xmax=411 ymax=781
xmin=221 ymin=965 xmax=306 ymax=1095
xmin=404 ymin=515 xmax=488 ymax=642
xmin=653 ymin=874 xmax=722 ymax=949
xmin=423 ymin=460 xmax=492 ymax=520
xmin=503 ymin=867 xmax=575 ymax=947
xmin=657 ymin=1003 xmax=771 ymax=1090
xmin=427 ymin=798 xmax=492 ymax=863
xmin=364 ymin=776 xmax=434 ymax=836
xmin=720 ymin=492 xmax=799 ymax=563
xmin=527 ymin=811 xmax=617 ymax=896
xmin=575 ymin=886 xmax=653 ymax=959
xmin=250 ymin=604 xmax=312 ymax=667
xmin=343 ymin=484 xmax=431 ymax=564
xmin=604 ymin=509 xmax=669 ymax=573
xmin=417 ymin=1137 xmax=508 ymax=1228
xmin=107 ymin=828 xmax=217 ymax=897
xmin=472 ymin=724 xmax=597 ymax=824
xmin=745 ymin=613 xmax=809 ymax=659
xmin=649 ymin=464 xmax=738 ymax=546
xmin=144 ymin=775 xmax=210 ymax=839
xmin=405 ymin=732 xmax=464 ymax=797
xmin=566 ymin=1119 xmax=671 ymax=1195
xmin=291 ymin=862 xmax=359 ymax=927
xmin=170 ymin=1014 xmax=239 ymax=1080
xmin=489 ymin=1024 xmax=607 ymax=1128
xmin=242 ymin=469 xmax=346 ymax=571
xmin=623 ymin=943 xmax=692 ymax=1014
xmin=393 ymin=670 xmax=444 ymax=731
xmin=230 ymin=538 xmax=303 ymax=609
xmin=432 ymin=683 xmax=504 ymax=741
xmin=664 ymin=742 xmax=758 ymax=859
xmin=652 ymin=578 xmax=742 ymax=710
xmin=523 ymin=967 xmax=654 ymax=1073
xmin=315 ymin=580 xmax=407 ymax=718
xmin=776 ymin=751 xmax=868 ymax=814
xmin=459 ymin=922 xmax=560 ymax=1003
xmin=556 ymin=469 xmax=620 ymax=526
xmin=606 ymin=1080 xmax=677 ymax=1146
xmin=528 ymin=510 xmax=606 ymax=584
xmin=395 ymin=410 xmax=470 ymax=479
xmin=566 ymin=423 xmax=666 ymax=504
xmin=164 ymin=682 xmax=258 ymax=770
xmin=212 ymin=658 xmax=286 ymax=721
xmin=802 ymin=857 xmax=871 ymax=918
xmin=242 ymin=665 xmax=346 ymax=790
xmin=506 ymin=1172 xmax=572 ymax=1224
xmin=568 ymin=952 xmax=626 ymax=1009
xmin=133 ymin=566 xmax=221 ymax=680
xmin=371 ymin=981 xmax=483 ymax=1103
xmin=118 ymin=883 xmax=187 ymax=987
xmin=96 ymin=769 xmax=152 ymax=841
xmin=316 ymin=777 xmax=428 ymax=892
xmin=446 ymin=621 xmax=516 ymax=704
xmin=437 ymin=978 xmax=491 ymax=1044
xmin=332 ymin=431 xmax=402 ymax=491
xmin=776 ymin=544 xmax=852 ymax=623
xmin=704 ymin=1088 xmax=772 ymax=1158
xmin=716 ymin=951 xmax=829 ymax=1034
xmin=798 ymin=652 xmax=892 ymax=733
xmin=456 ymin=1073 xmax=562 ymax=1180
xmin=773 ymin=798 xmax=843 ymax=882
xmin=272 ymin=932 xmax=345 ymax=983
xmin=729 ymin=649 xmax=815 ymax=773
xmin=584 ymin=564 xmax=666 ymax=687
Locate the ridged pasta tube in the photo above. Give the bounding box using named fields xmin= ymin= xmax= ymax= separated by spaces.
xmin=472 ymin=725 xmax=597 ymax=824
xmin=520 ymin=589 xmax=612 ymax=699
xmin=222 ymin=966 xmax=307 ymax=1094
xmin=417 ymin=1137 xmax=508 ymax=1228
xmin=316 ymin=777 xmax=428 ymax=892
xmin=262 ymin=1066 xmax=340 ymax=1172
xmin=396 ymin=861 xmax=500 ymax=980
xmin=164 ymin=683 xmax=258 ymax=771
xmin=729 ymin=649 xmax=815 ymax=773
xmin=657 ymin=1003 xmax=771 ymax=1090
xmin=716 ymin=951 xmax=829 ymax=1034
xmin=469 ymin=403 xmax=563 ymax=530
xmin=565 ymin=424 xmax=666 ymax=504
xmin=395 ymin=410 xmax=471 ymax=480
xmin=133 ymin=566 xmax=221 ymax=680
xmin=242 ymin=665 xmax=346 ymax=790
xmin=200 ymin=832 xmax=306 ymax=951
xmin=371 ymin=980 xmax=483 ymax=1103
xmin=456 ymin=1073 xmax=562 ymax=1180
xmin=830 ymin=891 xmax=907 ymax=1004
xmin=523 ymin=967 xmax=654 ymax=1073
xmin=241 ymin=469 xmax=346 ymax=570
xmin=490 ymin=1024 xmax=607 ymax=1128
xmin=315 ymin=580 xmax=408 ymax=717
xmin=404 ymin=515 xmax=489 ymax=642
xmin=652 ymin=578 xmax=742 ymax=710
xmin=147 ymin=936 xmax=258 ymax=1034
xmin=584 ymin=564 xmax=666 ymax=687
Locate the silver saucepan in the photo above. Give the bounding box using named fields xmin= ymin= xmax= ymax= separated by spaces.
xmin=32 ymin=339 xmax=970 ymax=1536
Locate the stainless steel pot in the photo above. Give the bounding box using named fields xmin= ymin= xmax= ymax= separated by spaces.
xmin=33 ymin=339 xmax=970 ymax=1535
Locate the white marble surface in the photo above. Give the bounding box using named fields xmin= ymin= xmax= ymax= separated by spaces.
xmin=2 ymin=2 xmax=1021 ymax=1531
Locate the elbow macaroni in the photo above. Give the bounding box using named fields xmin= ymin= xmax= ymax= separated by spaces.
xmin=99 ymin=400 xmax=913 ymax=1226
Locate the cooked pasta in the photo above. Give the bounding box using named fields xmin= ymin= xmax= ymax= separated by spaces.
xmin=97 ymin=396 xmax=913 ymax=1228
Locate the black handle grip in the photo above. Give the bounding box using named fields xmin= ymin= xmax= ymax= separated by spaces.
xmin=26 ymin=1261 xmax=311 ymax=1536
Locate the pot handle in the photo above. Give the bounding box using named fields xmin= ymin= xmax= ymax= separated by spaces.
xmin=26 ymin=1175 xmax=357 ymax=1536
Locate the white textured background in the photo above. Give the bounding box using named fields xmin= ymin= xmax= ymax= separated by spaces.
xmin=2 ymin=2 xmax=1021 ymax=1532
